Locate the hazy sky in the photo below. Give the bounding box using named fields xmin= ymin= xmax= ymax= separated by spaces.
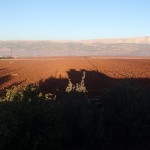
xmin=0 ymin=0 xmax=150 ymax=40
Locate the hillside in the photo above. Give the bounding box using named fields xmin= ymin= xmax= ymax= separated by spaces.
xmin=0 ymin=37 xmax=150 ymax=57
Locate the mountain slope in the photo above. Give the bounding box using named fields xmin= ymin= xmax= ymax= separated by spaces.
xmin=0 ymin=37 xmax=150 ymax=57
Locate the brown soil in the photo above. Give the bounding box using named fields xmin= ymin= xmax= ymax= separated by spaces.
xmin=0 ymin=57 xmax=150 ymax=95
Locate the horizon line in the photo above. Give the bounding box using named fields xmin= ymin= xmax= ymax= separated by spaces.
xmin=0 ymin=36 xmax=150 ymax=41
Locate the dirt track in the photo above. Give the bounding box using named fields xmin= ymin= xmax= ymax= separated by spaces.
xmin=0 ymin=57 xmax=150 ymax=94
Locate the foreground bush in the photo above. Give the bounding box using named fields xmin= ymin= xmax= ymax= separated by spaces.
xmin=0 ymin=81 xmax=150 ymax=150
xmin=0 ymin=84 xmax=103 ymax=150
xmin=102 ymin=81 xmax=150 ymax=148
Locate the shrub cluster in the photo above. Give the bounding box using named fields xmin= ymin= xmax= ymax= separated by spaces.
xmin=0 ymin=79 xmax=150 ymax=149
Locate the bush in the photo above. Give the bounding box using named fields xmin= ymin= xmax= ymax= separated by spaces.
xmin=3 ymin=84 xmax=55 ymax=102
xmin=0 ymin=79 xmax=150 ymax=149
xmin=102 ymin=81 xmax=150 ymax=147
xmin=0 ymin=81 xmax=104 ymax=150
xmin=66 ymin=71 xmax=87 ymax=93
xmin=0 ymin=100 xmax=63 ymax=150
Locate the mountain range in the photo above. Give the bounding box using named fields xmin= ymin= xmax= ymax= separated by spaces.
xmin=0 ymin=36 xmax=150 ymax=57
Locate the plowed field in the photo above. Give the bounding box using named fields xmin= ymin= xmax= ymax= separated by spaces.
xmin=1 ymin=57 xmax=150 ymax=95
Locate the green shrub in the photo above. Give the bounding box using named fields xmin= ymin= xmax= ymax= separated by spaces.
xmin=3 ymin=84 xmax=55 ymax=102
xmin=66 ymin=71 xmax=87 ymax=93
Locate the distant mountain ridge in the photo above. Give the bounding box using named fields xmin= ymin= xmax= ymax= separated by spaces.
xmin=83 ymin=36 xmax=150 ymax=44
xmin=0 ymin=36 xmax=150 ymax=57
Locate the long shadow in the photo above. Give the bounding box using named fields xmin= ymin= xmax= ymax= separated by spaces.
xmin=67 ymin=69 xmax=111 ymax=97
xmin=0 ymin=68 xmax=7 ymax=71
xmin=39 ymin=76 xmax=68 ymax=94
xmin=0 ymin=67 xmax=26 ymax=96
xmin=0 ymin=68 xmax=26 ymax=96
xmin=0 ymin=67 xmax=149 ymax=97
xmin=38 ymin=70 xmax=108 ymax=95
xmin=0 ymin=75 xmax=12 ymax=85
xmin=39 ymin=69 xmax=150 ymax=97
xmin=0 ymin=68 xmax=13 ymax=86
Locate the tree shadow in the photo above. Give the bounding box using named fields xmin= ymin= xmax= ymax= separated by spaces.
xmin=39 ymin=76 xmax=68 ymax=94
xmin=0 ymin=68 xmax=26 ymax=96
xmin=67 ymin=69 xmax=111 ymax=96
xmin=38 ymin=69 xmax=150 ymax=97
xmin=0 ymin=67 xmax=26 ymax=95
xmin=0 ymin=68 xmax=16 ymax=85
xmin=0 ymin=68 xmax=7 ymax=71
xmin=1 ymin=67 xmax=150 ymax=98
xmin=0 ymin=75 xmax=12 ymax=85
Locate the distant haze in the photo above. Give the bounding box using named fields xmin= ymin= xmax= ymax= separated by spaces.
xmin=0 ymin=37 xmax=150 ymax=57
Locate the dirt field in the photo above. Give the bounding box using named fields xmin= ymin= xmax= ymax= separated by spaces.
xmin=0 ymin=57 xmax=150 ymax=95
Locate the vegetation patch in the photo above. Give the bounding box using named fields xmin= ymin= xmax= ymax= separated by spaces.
xmin=0 ymin=73 xmax=150 ymax=150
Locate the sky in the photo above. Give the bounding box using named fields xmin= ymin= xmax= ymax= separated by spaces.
xmin=0 ymin=0 xmax=150 ymax=40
